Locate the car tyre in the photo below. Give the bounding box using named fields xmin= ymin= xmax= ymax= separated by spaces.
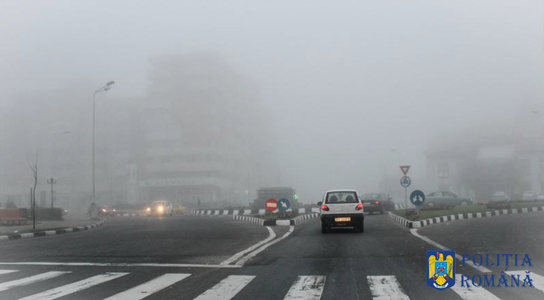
xmin=321 ymin=223 xmax=328 ymax=234
xmin=380 ymin=207 xmax=385 ymax=214
xmin=358 ymin=222 xmax=365 ymax=233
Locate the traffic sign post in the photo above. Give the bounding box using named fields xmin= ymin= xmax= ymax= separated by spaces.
xmin=278 ymin=198 xmax=291 ymax=218
xmin=410 ymin=190 xmax=425 ymax=218
xmin=400 ymin=166 xmax=411 ymax=209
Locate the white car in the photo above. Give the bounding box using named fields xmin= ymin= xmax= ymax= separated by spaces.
xmin=537 ymin=194 xmax=544 ymax=201
xmin=491 ymin=192 xmax=510 ymax=202
xmin=521 ymin=192 xmax=536 ymax=201
xmin=318 ymin=189 xmax=364 ymax=233
xmin=147 ymin=201 xmax=174 ymax=216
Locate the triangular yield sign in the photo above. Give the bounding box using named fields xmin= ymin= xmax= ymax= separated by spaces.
xmin=400 ymin=165 xmax=411 ymax=175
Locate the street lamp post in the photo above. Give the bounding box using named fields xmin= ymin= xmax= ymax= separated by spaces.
xmin=93 ymin=81 xmax=115 ymax=204
xmin=47 ymin=177 xmax=57 ymax=208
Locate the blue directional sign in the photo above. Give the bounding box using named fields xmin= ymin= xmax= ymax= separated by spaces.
xmin=410 ymin=190 xmax=425 ymax=206
xmin=278 ymin=198 xmax=291 ymax=212
xmin=400 ymin=176 xmax=412 ymax=188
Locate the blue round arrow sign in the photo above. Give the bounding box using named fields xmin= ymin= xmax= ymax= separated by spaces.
xmin=410 ymin=190 xmax=425 ymax=206
xmin=278 ymin=198 xmax=291 ymax=212
xmin=400 ymin=176 xmax=412 ymax=188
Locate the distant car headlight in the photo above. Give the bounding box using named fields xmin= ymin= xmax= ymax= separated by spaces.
xmin=102 ymin=209 xmax=106 ymax=212
xmin=146 ymin=207 xmax=151 ymax=212
xmin=158 ymin=206 xmax=164 ymax=213
xmin=113 ymin=209 xmax=116 ymax=212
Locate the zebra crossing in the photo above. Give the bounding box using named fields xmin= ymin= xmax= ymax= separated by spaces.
xmin=1 ymin=268 xmax=543 ymax=299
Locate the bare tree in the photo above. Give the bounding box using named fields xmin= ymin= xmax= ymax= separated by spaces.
xmin=27 ymin=152 xmax=38 ymax=229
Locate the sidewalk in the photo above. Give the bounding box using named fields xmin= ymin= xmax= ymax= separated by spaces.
xmin=0 ymin=215 xmax=101 ymax=235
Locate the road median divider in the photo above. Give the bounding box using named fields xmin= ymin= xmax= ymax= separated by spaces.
xmin=231 ymin=213 xmax=319 ymax=226
xmin=0 ymin=218 xmax=107 ymax=241
xmin=389 ymin=205 xmax=544 ymax=228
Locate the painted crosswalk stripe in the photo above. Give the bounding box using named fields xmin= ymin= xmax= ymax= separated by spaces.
xmin=17 ymin=272 xmax=128 ymax=300
xmin=193 ymin=275 xmax=255 ymax=300
xmin=103 ymin=273 xmax=191 ymax=300
xmin=506 ymin=271 xmax=544 ymax=293
xmin=0 ymin=269 xmax=18 ymax=275
xmin=0 ymin=271 xmax=70 ymax=292
xmin=450 ymin=275 xmax=500 ymax=300
xmin=367 ymin=276 xmax=409 ymax=300
xmin=284 ymin=275 xmax=326 ymax=300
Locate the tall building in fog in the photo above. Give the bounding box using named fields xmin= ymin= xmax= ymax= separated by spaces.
xmin=138 ymin=53 xmax=278 ymax=207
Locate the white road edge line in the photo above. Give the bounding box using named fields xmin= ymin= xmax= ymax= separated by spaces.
xmin=193 ymin=275 xmax=255 ymax=300
xmin=0 ymin=269 xmax=18 ymax=275
xmin=103 ymin=273 xmax=191 ymax=300
xmin=410 ymin=229 xmax=491 ymax=273
xmin=220 ymin=227 xmax=276 ymax=266
xmin=17 ymin=272 xmax=128 ymax=300
xmin=0 ymin=262 xmax=240 ymax=268
xmin=284 ymin=275 xmax=326 ymax=300
xmin=450 ymin=274 xmax=501 ymax=300
xmin=0 ymin=271 xmax=70 ymax=292
xmin=235 ymin=226 xmax=295 ymax=266
xmin=367 ymin=275 xmax=409 ymax=300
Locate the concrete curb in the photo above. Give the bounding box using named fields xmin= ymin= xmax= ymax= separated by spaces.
xmin=389 ymin=206 xmax=544 ymax=229
xmin=113 ymin=213 xmax=147 ymax=217
xmin=195 ymin=207 xmax=320 ymax=216
xmin=0 ymin=219 xmax=107 ymax=241
xmin=232 ymin=213 xmax=319 ymax=226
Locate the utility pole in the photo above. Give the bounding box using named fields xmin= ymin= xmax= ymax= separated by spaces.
xmin=47 ymin=177 xmax=57 ymax=208
xmin=92 ymin=81 xmax=115 ymax=204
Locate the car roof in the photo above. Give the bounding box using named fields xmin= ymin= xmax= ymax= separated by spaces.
xmin=325 ymin=189 xmax=358 ymax=193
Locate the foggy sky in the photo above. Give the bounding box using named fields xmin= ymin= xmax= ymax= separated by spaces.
xmin=1 ymin=0 xmax=543 ymax=202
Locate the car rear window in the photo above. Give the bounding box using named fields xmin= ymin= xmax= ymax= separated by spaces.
xmin=362 ymin=194 xmax=383 ymax=200
xmin=326 ymin=192 xmax=359 ymax=204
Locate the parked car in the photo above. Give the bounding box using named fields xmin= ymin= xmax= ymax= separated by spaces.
xmin=146 ymin=201 xmax=174 ymax=216
xmin=360 ymin=193 xmax=395 ymax=214
xmin=318 ymin=189 xmax=364 ymax=233
xmin=521 ymin=192 xmax=536 ymax=201
xmin=492 ymin=192 xmax=510 ymax=202
xmin=423 ymin=191 xmax=473 ymax=207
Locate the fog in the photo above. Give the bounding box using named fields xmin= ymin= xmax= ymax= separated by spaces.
xmin=1 ymin=0 xmax=542 ymax=208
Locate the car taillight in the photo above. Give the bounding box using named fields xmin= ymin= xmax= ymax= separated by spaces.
xmin=321 ymin=205 xmax=329 ymax=211
xmin=374 ymin=201 xmax=380 ymax=205
xmin=356 ymin=203 xmax=363 ymax=210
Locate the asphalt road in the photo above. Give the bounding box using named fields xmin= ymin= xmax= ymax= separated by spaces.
xmin=0 ymin=212 xmax=542 ymax=299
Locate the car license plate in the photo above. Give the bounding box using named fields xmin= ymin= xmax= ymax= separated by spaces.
xmin=335 ymin=217 xmax=351 ymax=222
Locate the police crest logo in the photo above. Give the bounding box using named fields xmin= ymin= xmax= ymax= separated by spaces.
xmin=427 ymin=250 xmax=455 ymax=290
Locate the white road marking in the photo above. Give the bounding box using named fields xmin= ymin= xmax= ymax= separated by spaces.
xmin=410 ymin=229 xmax=491 ymax=273
xmin=220 ymin=227 xmax=276 ymax=266
xmin=283 ymin=275 xmax=326 ymax=300
xmin=103 ymin=273 xmax=191 ymax=300
xmin=506 ymin=271 xmax=544 ymax=293
xmin=0 ymin=269 xmax=18 ymax=275
xmin=0 ymin=262 xmax=240 ymax=268
xmin=450 ymin=274 xmax=500 ymax=300
xmin=367 ymin=275 xmax=409 ymax=300
xmin=235 ymin=226 xmax=295 ymax=266
xmin=18 ymin=272 xmax=128 ymax=300
xmin=193 ymin=275 xmax=255 ymax=300
xmin=0 ymin=271 xmax=70 ymax=292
